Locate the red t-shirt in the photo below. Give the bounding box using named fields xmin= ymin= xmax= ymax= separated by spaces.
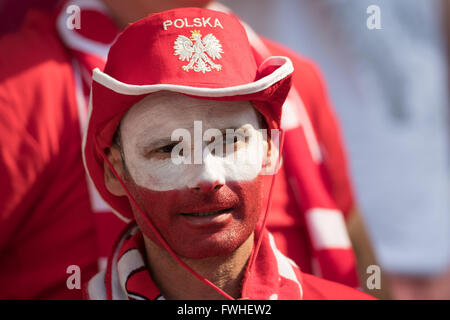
xmin=0 ymin=11 xmax=99 ymax=299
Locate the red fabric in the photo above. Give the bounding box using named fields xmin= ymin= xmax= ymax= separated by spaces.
xmin=0 ymin=0 xmax=58 ymax=35
xmin=263 ymin=166 xmax=313 ymax=273
xmin=280 ymin=122 xmax=358 ymax=286
xmin=55 ymin=2 xmax=126 ymax=261
xmin=301 ymin=273 xmax=372 ymax=300
xmin=94 ymin=211 xmax=126 ymax=258
xmin=0 ymin=11 xmax=98 ymax=299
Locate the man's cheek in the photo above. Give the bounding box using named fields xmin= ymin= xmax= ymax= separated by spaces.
xmin=228 ymin=176 xmax=263 ymax=214
xmin=130 ymin=187 xmax=178 ymax=247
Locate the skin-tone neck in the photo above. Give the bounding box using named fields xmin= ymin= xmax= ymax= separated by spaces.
xmin=143 ymin=232 xmax=254 ymax=300
xmin=101 ymin=0 xmax=211 ymax=28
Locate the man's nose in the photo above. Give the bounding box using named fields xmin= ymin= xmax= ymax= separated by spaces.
xmin=190 ymin=180 xmax=224 ymax=193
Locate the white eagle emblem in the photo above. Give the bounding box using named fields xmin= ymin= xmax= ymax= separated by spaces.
xmin=174 ymin=30 xmax=223 ymax=73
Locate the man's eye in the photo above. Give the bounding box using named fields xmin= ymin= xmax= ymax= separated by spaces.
xmin=155 ymin=143 xmax=177 ymax=153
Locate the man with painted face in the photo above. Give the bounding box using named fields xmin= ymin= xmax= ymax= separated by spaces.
xmin=83 ymin=7 xmax=373 ymax=300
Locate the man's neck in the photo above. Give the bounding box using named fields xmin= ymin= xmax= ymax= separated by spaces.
xmin=143 ymin=234 xmax=254 ymax=300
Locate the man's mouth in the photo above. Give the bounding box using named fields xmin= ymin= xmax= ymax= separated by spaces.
xmin=179 ymin=207 xmax=234 ymax=228
xmin=180 ymin=208 xmax=232 ymax=217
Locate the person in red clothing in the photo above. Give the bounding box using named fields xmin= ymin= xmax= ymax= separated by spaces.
xmin=91 ymin=0 xmax=385 ymax=295
xmin=83 ymin=7 xmax=374 ymax=300
xmin=0 ymin=0 xmax=382 ymax=299
xmin=0 ymin=10 xmax=99 ymax=299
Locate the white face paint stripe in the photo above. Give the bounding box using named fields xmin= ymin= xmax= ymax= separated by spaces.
xmin=120 ymin=93 xmax=267 ymax=191
xmin=124 ymin=125 xmax=265 ymax=191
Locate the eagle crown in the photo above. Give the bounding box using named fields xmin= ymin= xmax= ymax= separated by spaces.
xmin=190 ymin=30 xmax=202 ymax=40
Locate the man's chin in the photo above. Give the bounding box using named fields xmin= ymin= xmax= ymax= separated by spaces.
xmin=170 ymin=231 xmax=253 ymax=259
xmin=142 ymin=228 xmax=254 ymax=260
xmin=175 ymin=243 xmax=243 ymax=260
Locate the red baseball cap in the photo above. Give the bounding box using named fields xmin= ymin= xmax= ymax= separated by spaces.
xmin=83 ymin=7 xmax=293 ymax=222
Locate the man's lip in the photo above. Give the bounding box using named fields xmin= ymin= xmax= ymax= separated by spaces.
xmin=179 ymin=208 xmax=234 ymax=228
xmin=179 ymin=207 xmax=233 ymax=216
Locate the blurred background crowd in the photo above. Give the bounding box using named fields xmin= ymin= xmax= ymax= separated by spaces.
xmin=0 ymin=0 xmax=449 ymax=299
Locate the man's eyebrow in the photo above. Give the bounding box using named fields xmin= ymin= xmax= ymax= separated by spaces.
xmin=135 ymin=126 xmax=242 ymax=150
xmin=203 ymin=127 xmax=240 ymax=139
xmin=136 ymin=137 xmax=179 ymax=151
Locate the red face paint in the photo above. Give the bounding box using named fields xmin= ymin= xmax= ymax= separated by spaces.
xmin=124 ymin=175 xmax=264 ymax=259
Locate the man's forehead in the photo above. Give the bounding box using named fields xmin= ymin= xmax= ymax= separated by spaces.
xmin=120 ymin=91 xmax=260 ymax=140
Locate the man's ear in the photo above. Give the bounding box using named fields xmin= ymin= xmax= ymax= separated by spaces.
xmin=261 ymin=135 xmax=280 ymax=175
xmin=104 ymin=145 xmax=127 ymax=197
